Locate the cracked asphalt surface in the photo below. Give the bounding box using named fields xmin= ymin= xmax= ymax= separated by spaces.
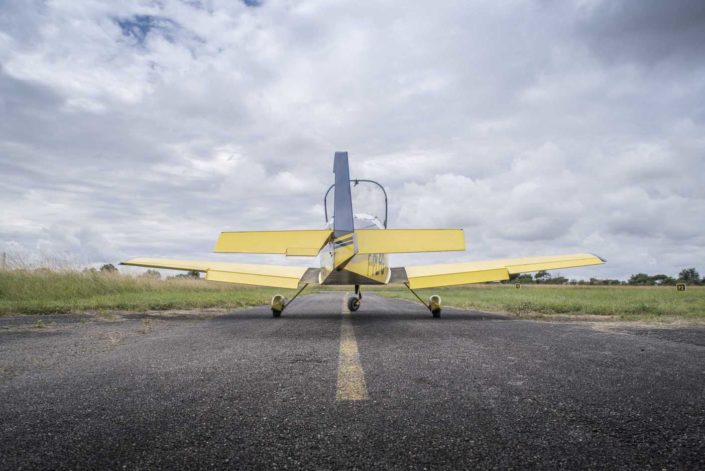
xmin=1 ymin=292 xmax=704 ymax=469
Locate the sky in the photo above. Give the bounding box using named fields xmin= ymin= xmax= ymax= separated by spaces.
xmin=1 ymin=0 xmax=704 ymax=280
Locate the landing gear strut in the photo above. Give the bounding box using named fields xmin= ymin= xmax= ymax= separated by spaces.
xmin=347 ymin=284 xmax=362 ymax=312
xmin=404 ymin=283 xmax=442 ymax=318
xmin=270 ymin=283 xmax=309 ymax=318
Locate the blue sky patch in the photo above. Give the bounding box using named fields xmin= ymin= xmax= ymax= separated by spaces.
xmin=115 ymin=15 xmax=179 ymax=45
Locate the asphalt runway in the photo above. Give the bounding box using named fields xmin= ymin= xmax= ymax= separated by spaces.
xmin=1 ymin=292 xmax=705 ymax=469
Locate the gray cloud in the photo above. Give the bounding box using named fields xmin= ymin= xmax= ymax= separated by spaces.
xmin=0 ymin=0 xmax=703 ymax=279
xmin=576 ymin=0 xmax=705 ymax=66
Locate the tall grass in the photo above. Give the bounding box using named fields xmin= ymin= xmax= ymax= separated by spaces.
xmin=0 ymin=269 xmax=282 ymax=315
xmin=2 ymin=266 xmax=703 ymax=319
xmin=379 ymin=284 xmax=705 ymax=320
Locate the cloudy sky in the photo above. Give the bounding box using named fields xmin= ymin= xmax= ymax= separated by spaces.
xmin=1 ymin=0 xmax=704 ymax=280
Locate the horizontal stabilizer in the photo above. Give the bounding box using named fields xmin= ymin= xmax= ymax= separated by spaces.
xmin=121 ymin=257 xmax=313 ymax=289
xmin=399 ymin=253 xmax=605 ymax=289
xmin=355 ymin=229 xmax=465 ymax=254
xmin=214 ymin=230 xmax=332 ymax=256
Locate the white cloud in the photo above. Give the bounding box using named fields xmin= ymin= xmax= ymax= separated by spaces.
xmin=0 ymin=0 xmax=704 ymax=279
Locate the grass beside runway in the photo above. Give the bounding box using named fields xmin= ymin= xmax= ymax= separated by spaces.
xmin=376 ymin=284 xmax=705 ymax=321
xmin=0 ymin=269 xmax=282 ymax=315
xmin=3 ymin=269 xmax=704 ymax=320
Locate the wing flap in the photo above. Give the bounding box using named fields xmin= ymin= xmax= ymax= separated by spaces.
xmin=405 ymin=268 xmax=510 ymax=289
xmin=121 ymin=257 xmax=311 ymax=289
xmin=205 ymin=270 xmax=302 ymax=290
xmin=214 ymin=230 xmax=332 ymax=256
xmin=355 ymin=229 xmax=465 ymax=254
xmin=401 ymin=253 xmax=605 ymax=289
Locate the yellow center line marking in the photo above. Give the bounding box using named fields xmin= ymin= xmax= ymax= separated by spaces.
xmin=336 ymin=292 xmax=369 ymax=401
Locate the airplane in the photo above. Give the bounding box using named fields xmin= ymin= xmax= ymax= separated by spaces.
xmin=122 ymin=152 xmax=605 ymax=318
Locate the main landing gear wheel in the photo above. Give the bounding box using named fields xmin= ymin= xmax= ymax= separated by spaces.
xmin=271 ymin=294 xmax=286 ymax=318
xmin=429 ymin=295 xmax=442 ymax=319
xmin=347 ymin=296 xmax=361 ymax=312
xmin=268 ymin=284 xmax=310 ymax=318
xmin=403 ymin=283 xmax=444 ymax=319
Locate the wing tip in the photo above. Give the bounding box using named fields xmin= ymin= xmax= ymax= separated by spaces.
xmin=590 ymin=253 xmax=607 ymax=263
xmin=121 ymin=258 xmax=145 ymax=266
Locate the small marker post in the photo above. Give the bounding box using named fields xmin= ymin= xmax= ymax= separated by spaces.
xmin=676 ymin=283 xmax=686 ymax=292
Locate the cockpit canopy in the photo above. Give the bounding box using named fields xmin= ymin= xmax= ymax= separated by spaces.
xmin=324 ymin=179 xmax=388 ymax=230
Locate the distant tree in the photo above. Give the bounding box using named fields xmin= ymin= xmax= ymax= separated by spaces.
xmin=176 ymin=270 xmax=201 ymax=279
xmin=628 ymin=273 xmax=651 ymax=285
xmin=534 ymin=271 xmax=551 ymax=284
xmin=545 ymin=275 xmax=568 ymax=285
xmin=651 ymin=274 xmax=675 ymax=286
xmin=515 ymin=274 xmax=534 ymax=284
xmin=509 ymin=273 xmax=533 ymax=283
xmin=82 ymin=267 xmax=98 ymax=274
xmin=100 ymin=263 xmax=118 ymax=273
xmin=678 ymin=268 xmax=700 ymax=285
xmin=140 ymin=269 xmax=161 ymax=279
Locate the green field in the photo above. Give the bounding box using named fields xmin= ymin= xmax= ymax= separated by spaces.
xmin=377 ymin=284 xmax=705 ymax=321
xmin=1 ymin=269 xmax=704 ymax=321
xmin=0 ymin=269 xmax=282 ymax=315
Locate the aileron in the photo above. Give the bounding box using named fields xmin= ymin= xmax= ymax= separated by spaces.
xmin=402 ymin=253 xmax=605 ymax=289
xmin=122 ymin=257 xmax=310 ymax=289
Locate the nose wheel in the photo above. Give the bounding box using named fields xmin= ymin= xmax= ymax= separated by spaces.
xmin=347 ymin=296 xmax=361 ymax=312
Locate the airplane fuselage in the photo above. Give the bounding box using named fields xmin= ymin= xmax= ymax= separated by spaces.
xmin=319 ymin=243 xmax=390 ymax=285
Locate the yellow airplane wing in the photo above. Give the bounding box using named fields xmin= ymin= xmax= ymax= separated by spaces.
xmin=399 ymin=253 xmax=605 ymax=289
xmin=121 ymin=257 xmax=316 ymax=290
xmin=214 ymin=230 xmax=332 ymax=256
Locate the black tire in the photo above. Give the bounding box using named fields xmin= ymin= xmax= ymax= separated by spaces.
xmin=432 ymin=308 xmax=441 ymax=318
xmin=347 ymin=296 xmax=361 ymax=312
xmin=272 ymin=309 xmax=282 ymax=318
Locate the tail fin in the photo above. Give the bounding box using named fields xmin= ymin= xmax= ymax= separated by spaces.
xmin=333 ymin=151 xmax=354 ymax=237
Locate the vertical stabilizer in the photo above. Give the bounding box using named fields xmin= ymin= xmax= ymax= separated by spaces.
xmin=333 ymin=152 xmax=354 ymax=237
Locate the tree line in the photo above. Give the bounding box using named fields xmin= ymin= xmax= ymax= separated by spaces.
xmin=509 ymin=268 xmax=703 ymax=286
xmin=86 ymin=264 xmax=201 ymax=280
